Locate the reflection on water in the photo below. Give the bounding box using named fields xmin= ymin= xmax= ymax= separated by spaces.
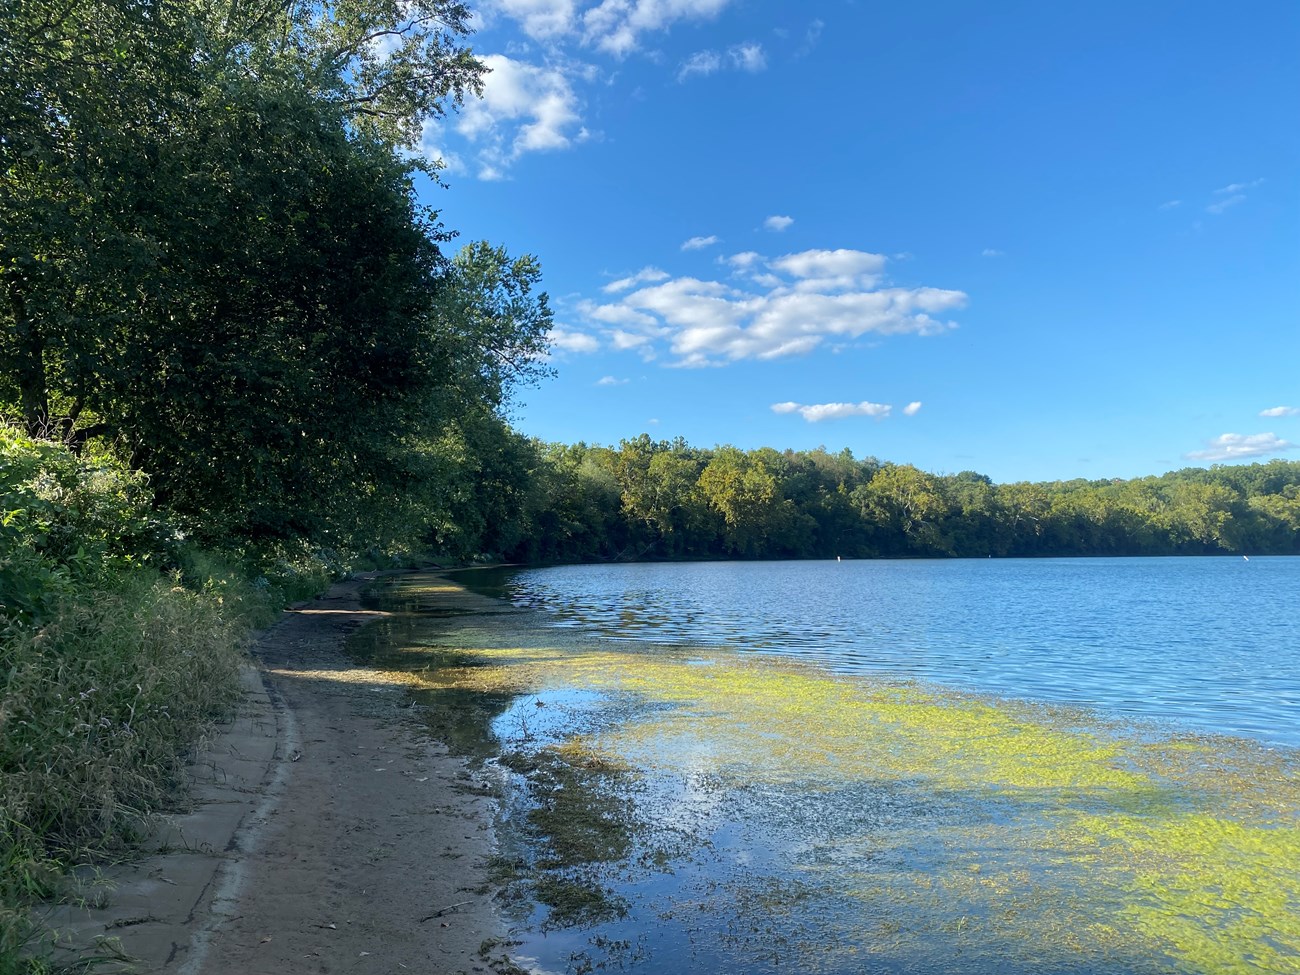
xmin=456 ymin=557 xmax=1300 ymax=748
xmin=361 ymin=567 xmax=1300 ymax=975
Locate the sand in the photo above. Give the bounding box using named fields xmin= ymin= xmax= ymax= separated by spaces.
xmin=44 ymin=573 xmax=513 ymax=975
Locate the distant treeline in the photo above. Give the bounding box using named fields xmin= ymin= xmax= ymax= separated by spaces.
xmin=483 ymin=436 xmax=1300 ymax=563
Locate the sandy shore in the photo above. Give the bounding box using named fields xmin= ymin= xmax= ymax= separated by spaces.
xmin=45 ymin=573 xmax=512 ymax=975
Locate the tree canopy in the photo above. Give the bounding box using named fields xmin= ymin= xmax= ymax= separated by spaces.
xmin=2 ymin=0 xmax=551 ymax=547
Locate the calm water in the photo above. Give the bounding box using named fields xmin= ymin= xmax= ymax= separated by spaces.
xmin=458 ymin=556 xmax=1300 ymax=748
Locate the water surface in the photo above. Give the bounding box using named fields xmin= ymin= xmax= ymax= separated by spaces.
xmin=360 ymin=560 xmax=1300 ymax=975
xmin=458 ymin=557 xmax=1300 ymax=747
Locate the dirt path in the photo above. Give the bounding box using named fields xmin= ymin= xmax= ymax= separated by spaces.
xmin=47 ymin=574 xmax=511 ymax=975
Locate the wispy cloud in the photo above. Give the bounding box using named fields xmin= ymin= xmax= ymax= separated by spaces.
xmin=981 ymin=248 xmax=1004 ymax=258
xmin=1260 ymin=406 xmax=1300 ymax=418
xmin=676 ymin=42 xmax=766 ymax=82
xmin=595 ymin=375 xmax=629 ymax=386
xmin=772 ymin=400 xmax=892 ymax=422
xmin=903 ymin=401 xmax=922 ymax=416
xmin=764 ymin=215 xmax=794 ymax=232
xmin=579 ymin=248 xmax=964 ymax=367
xmin=1186 ymin=432 xmax=1295 ymax=462
xmin=1215 ymin=178 xmax=1265 ymax=195
xmin=1206 ymin=194 xmax=1245 ymax=215
xmin=603 ymin=266 xmax=670 ymax=293
xmin=681 ymin=235 xmax=720 ymax=251
xmin=1159 ymin=199 xmax=1182 ymax=210
xmin=1205 ymin=177 xmax=1264 ymax=215
xmin=796 ymin=18 xmax=824 ymax=57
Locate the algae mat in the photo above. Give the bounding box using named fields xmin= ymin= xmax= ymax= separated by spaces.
xmin=356 ymin=574 xmax=1300 ymax=975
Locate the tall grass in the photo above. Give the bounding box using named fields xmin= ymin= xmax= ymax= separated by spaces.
xmin=0 ymin=425 xmax=345 ymax=972
xmin=0 ymin=575 xmax=243 ymax=968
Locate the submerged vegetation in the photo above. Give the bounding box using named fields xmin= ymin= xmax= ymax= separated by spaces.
xmin=367 ymin=574 xmax=1300 ymax=975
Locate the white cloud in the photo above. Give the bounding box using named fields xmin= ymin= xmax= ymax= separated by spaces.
xmin=582 ymin=0 xmax=735 ymax=57
xmin=1206 ymin=194 xmax=1245 ymax=215
xmin=1205 ymin=178 xmax=1264 ymax=215
xmin=1260 ymin=406 xmax=1300 ymax=418
xmin=764 ymin=215 xmax=794 ymax=232
xmin=595 ymin=375 xmax=629 ymax=385
xmin=578 ymin=249 xmax=965 ymax=367
xmin=676 ymin=49 xmax=722 ymax=81
xmin=1215 ymin=178 xmax=1264 ymax=195
xmin=1159 ymin=200 xmax=1182 ymax=210
xmin=771 ymin=401 xmax=892 ymax=422
xmin=607 ymin=328 xmax=653 ymax=350
xmin=603 ymin=266 xmax=670 ymax=292
xmin=455 ymin=55 xmax=584 ymax=177
xmin=722 ymin=250 xmax=762 ymax=269
xmin=1186 ymin=432 xmax=1295 ymax=462
xmin=547 ymin=326 xmax=600 ymax=354
xmin=483 ymin=0 xmax=578 ymax=39
xmin=415 ymin=119 xmax=467 ymax=174
xmin=903 ymin=401 xmax=922 ymax=416
xmin=677 ymin=41 xmax=765 ymax=82
xmin=729 ymin=42 xmax=766 ymax=71
xmin=681 ymin=235 xmax=720 ymax=251
xmin=981 ymin=248 xmax=1004 ymax=258
xmin=768 ymin=248 xmax=886 ymax=290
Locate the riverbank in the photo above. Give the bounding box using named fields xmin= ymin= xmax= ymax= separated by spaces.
xmin=42 ymin=574 xmax=513 ymax=975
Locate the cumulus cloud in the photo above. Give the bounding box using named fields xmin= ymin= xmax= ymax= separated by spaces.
xmin=1186 ymin=433 xmax=1295 ymax=462
xmin=455 ymin=55 xmax=585 ymax=177
xmin=764 ymin=215 xmax=794 ymax=232
xmin=768 ymin=248 xmax=886 ymax=291
xmin=681 ymin=235 xmax=720 ymax=251
xmin=1260 ymin=406 xmax=1300 ymax=418
xmin=547 ymin=326 xmax=600 ymax=354
xmin=722 ymin=251 xmax=762 ymax=269
xmin=483 ymin=0 xmax=578 ymax=39
xmin=582 ymin=0 xmax=735 ymax=57
xmin=903 ymin=401 xmax=922 ymax=416
xmin=772 ymin=401 xmax=892 ymax=422
xmin=603 ymin=266 xmax=670 ymax=292
xmin=577 ymin=249 xmax=965 ymax=366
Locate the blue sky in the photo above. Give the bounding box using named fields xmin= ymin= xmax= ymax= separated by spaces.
xmin=415 ymin=0 xmax=1299 ymax=484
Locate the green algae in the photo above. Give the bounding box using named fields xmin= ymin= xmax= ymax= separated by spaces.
xmin=369 ymin=575 xmax=1300 ymax=974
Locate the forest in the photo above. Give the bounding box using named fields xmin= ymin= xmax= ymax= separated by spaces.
xmin=486 ymin=439 xmax=1300 ymax=563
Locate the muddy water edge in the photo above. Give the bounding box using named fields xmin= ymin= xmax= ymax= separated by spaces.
xmin=352 ymin=571 xmax=1300 ymax=975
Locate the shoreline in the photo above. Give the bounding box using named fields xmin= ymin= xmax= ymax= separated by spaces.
xmin=43 ymin=572 xmax=511 ymax=975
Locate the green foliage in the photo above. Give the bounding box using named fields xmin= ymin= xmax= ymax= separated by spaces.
xmin=496 ymin=440 xmax=1300 ymax=564
xmin=0 ymin=425 xmax=171 ymax=625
